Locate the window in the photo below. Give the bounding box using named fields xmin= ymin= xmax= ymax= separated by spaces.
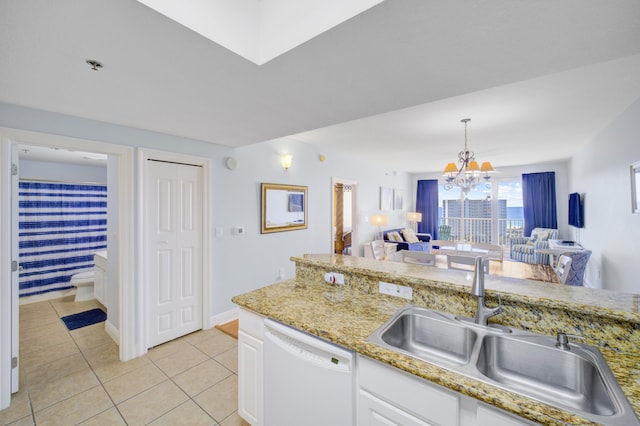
xmin=438 ymin=179 xmax=523 ymax=245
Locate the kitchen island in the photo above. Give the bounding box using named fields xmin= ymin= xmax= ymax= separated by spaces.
xmin=233 ymin=254 xmax=640 ymax=425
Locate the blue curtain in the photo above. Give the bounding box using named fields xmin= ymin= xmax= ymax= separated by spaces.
xmin=18 ymin=181 xmax=107 ymax=297
xmin=522 ymin=172 xmax=557 ymax=236
xmin=416 ymin=180 xmax=439 ymax=238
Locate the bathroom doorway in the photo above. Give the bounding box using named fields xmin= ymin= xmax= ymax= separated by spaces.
xmin=16 ymin=145 xmax=109 ymax=302
xmin=1 ymin=128 xmax=135 ymax=407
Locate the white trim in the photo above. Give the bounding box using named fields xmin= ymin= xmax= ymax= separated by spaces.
xmin=104 ymin=320 xmax=120 ymax=345
xmin=0 ymin=138 xmax=12 ymax=409
xmin=211 ymin=307 xmax=239 ymax=327
xmin=0 ymin=127 xmax=135 ymax=369
xmin=137 ymin=148 xmax=212 ymax=352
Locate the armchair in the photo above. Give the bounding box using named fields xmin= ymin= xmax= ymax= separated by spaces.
xmin=509 ymin=227 xmax=558 ymax=265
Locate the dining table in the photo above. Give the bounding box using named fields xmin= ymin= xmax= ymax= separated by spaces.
xmin=432 ymin=254 xmax=560 ymax=284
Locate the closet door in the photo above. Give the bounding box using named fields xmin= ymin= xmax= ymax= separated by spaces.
xmin=146 ymin=160 xmax=203 ymax=347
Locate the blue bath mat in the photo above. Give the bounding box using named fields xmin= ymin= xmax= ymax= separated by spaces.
xmin=61 ymin=308 xmax=106 ymax=331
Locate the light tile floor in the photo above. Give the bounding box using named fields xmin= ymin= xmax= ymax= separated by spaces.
xmin=0 ymin=296 xmax=248 ymax=426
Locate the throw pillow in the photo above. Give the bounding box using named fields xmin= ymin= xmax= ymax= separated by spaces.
xmin=536 ymin=230 xmax=550 ymax=241
xmin=401 ymin=228 xmax=420 ymax=243
xmin=391 ymin=231 xmax=403 ymax=242
xmin=386 ymin=232 xmax=398 ymax=242
xmin=526 ymin=234 xmax=538 ymax=246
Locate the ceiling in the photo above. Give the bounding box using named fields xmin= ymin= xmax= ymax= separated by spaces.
xmin=2 ymin=0 xmax=640 ymax=172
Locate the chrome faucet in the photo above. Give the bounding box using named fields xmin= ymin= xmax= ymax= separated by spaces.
xmin=471 ymin=257 xmax=502 ymax=326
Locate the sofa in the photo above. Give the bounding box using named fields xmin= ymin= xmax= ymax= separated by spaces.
xmin=383 ymin=228 xmax=431 ymax=252
xmin=509 ymin=227 xmax=558 ymax=265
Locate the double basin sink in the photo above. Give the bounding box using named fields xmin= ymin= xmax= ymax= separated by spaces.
xmin=367 ymin=305 xmax=639 ymax=425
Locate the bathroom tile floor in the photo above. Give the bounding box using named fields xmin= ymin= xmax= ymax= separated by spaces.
xmin=0 ymin=296 xmax=248 ymax=426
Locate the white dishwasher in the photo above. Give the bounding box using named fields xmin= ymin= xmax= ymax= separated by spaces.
xmin=263 ymin=318 xmax=354 ymax=426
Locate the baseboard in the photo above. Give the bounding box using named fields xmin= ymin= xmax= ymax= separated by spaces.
xmin=209 ymin=307 xmax=239 ymax=328
xmin=104 ymin=319 xmax=120 ymax=345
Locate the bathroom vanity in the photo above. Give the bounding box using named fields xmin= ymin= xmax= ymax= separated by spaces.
xmin=93 ymin=251 xmax=107 ymax=305
xmin=233 ymin=254 xmax=640 ymax=425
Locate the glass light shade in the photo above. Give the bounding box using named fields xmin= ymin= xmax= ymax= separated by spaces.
xmin=466 ymin=161 xmax=480 ymax=172
xmin=443 ymin=163 xmax=458 ymax=175
xmin=406 ymin=212 xmax=422 ymax=222
xmin=480 ymin=161 xmax=494 ymax=172
xmin=370 ymin=214 xmax=388 ymax=226
xmin=281 ymin=153 xmax=293 ymax=169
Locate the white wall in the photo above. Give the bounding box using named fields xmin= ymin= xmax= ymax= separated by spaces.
xmin=19 ymin=159 xmax=107 ymax=183
xmin=214 ymin=138 xmax=411 ymax=314
xmin=569 ymin=97 xmax=640 ymax=292
xmin=0 ymin=102 xmax=412 ymax=317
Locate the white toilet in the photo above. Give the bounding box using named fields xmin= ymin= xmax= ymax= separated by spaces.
xmin=71 ymin=270 xmax=95 ymax=302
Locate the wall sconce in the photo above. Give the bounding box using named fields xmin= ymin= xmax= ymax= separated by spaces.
xmin=370 ymin=214 xmax=388 ymax=240
xmin=406 ymin=212 xmax=422 ymax=233
xmin=281 ymin=154 xmax=293 ymax=170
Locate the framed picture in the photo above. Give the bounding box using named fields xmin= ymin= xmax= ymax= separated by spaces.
xmin=261 ymin=183 xmax=308 ymax=233
xmin=380 ymin=187 xmax=393 ymax=211
xmin=393 ymin=189 xmax=403 ymax=210
xmin=631 ymin=161 xmax=640 ymax=214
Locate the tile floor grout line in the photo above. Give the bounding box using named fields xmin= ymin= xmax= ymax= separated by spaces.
xmin=12 ymin=297 xmax=247 ymax=426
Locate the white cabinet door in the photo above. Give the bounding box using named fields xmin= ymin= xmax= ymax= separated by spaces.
xmin=238 ymin=330 xmax=263 ymax=425
xmin=238 ymin=309 xmax=265 ymax=426
xmin=359 ymin=389 xmax=434 ymax=426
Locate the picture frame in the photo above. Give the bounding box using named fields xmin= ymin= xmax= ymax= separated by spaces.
xmin=261 ymin=183 xmax=308 ymax=233
xmin=380 ymin=187 xmax=393 ymax=211
xmin=631 ymin=161 xmax=640 ymax=214
xmin=393 ymin=189 xmax=403 ymax=210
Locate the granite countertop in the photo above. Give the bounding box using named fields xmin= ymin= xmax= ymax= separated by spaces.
xmin=232 ymin=254 xmax=640 ymax=426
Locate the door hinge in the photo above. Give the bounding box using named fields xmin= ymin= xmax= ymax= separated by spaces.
xmin=11 ymin=357 xmax=17 ymax=368
xmin=11 ymin=261 xmax=18 ymax=272
xmin=11 ymin=163 xmax=18 ymax=176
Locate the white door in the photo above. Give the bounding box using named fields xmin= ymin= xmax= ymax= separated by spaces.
xmin=146 ymin=160 xmax=203 ymax=347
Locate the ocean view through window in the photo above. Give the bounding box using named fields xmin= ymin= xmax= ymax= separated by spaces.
xmin=438 ymin=179 xmax=523 ymax=245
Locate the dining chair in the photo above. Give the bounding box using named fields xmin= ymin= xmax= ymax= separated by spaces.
xmin=447 ymin=255 xmax=489 ymax=273
xmin=555 ymin=250 xmax=592 ymax=286
xmin=401 ymin=250 xmax=436 ymax=266
xmin=371 ymin=240 xmax=387 ymax=261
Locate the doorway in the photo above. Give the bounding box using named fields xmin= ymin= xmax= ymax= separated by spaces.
xmin=1 ymin=128 xmax=134 ymax=409
xmin=332 ymin=178 xmax=358 ymax=256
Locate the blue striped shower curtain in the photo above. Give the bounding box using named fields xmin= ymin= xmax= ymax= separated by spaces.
xmin=18 ymin=181 xmax=107 ymax=297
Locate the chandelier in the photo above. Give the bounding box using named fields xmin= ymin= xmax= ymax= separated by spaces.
xmin=442 ymin=118 xmax=494 ymax=195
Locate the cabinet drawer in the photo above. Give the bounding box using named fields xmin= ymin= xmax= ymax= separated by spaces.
xmin=359 ymin=389 xmax=433 ymax=426
xmin=358 ymin=356 xmax=458 ymax=426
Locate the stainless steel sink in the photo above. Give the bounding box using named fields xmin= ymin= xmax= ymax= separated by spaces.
xmin=376 ymin=306 xmax=477 ymax=366
xmin=368 ymin=305 xmax=639 ymax=425
xmin=476 ymin=335 xmax=616 ymax=416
